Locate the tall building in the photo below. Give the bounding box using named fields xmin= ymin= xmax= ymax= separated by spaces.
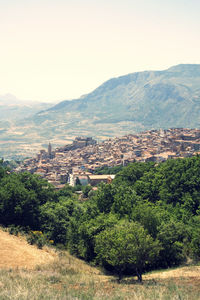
xmin=48 ymin=142 xmax=52 ymax=158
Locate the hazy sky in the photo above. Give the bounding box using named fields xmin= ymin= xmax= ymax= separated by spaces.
xmin=0 ymin=0 xmax=200 ymax=102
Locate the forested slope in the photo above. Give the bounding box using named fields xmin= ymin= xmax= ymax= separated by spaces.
xmin=0 ymin=156 xmax=200 ymax=280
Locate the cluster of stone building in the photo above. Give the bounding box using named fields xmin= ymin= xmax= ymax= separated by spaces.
xmin=16 ymin=129 xmax=200 ymax=188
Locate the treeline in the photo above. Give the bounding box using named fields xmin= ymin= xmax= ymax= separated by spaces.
xmin=0 ymin=156 xmax=200 ymax=281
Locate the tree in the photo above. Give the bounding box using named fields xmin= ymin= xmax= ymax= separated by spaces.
xmin=75 ymin=213 xmax=118 ymax=261
xmin=82 ymin=185 xmax=92 ymax=198
xmin=57 ymin=184 xmax=74 ymax=198
xmin=0 ymin=174 xmax=40 ymax=228
xmin=95 ymin=221 xmax=161 ymax=281
xmin=111 ymin=185 xmax=140 ymax=218
xmin=188 ymin=216 xmax=200 ymax=260
xmin=131 ymin=201 xmax=163 ymax=238
xmin=0 ymin=159 xmax=7 ymax=180
xmin=75 ymin=177 xmax=81 ymax=186
xmin=114 ymin=162 xmax=155 ymax=187
xmin=19 ymin=172 xmax=56 ymax=204
xmin=157 ymin=220 xmax=189 ymax=267
xmin=190 ymin=228 xmax=200 ymax=260
xmin=40 ymin=197 xmax=75 ymax=244
xmin=93 ymin=183 xmax=114 ymax=213
xmin=0 ymin=171 xmax=56 ymax=229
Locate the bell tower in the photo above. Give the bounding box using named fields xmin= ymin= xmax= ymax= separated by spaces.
xmin=48 ymin=142 xmax=52 ymax=158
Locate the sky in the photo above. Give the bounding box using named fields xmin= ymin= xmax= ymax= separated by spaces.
xmin=0 ymin=0 xmax=200 ymax=103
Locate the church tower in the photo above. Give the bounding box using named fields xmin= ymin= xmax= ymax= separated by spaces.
xmin=48 ymin=142 xmax=52 ymax=158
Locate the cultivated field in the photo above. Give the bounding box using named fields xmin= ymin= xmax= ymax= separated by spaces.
xmin=0 ymin=229 xmax=200 ymax=300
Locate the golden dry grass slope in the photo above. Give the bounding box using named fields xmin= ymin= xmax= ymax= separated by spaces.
xmin=0 ymin=228 xmax=200 ymax=299
xmin=0 ymin=229 xmax=56 ymax=269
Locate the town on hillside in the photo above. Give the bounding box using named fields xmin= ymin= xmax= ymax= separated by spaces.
xmin=16 ymin=128 xmax=200 ymax=189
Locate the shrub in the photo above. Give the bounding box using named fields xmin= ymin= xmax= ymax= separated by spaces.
xmin=27 ymin=231 xmax=49 ymax=249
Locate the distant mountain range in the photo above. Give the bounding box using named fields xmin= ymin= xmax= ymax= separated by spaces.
xmin=1 ymin=64 xmax=200 ymax=159
xmin=0 ymin=94 xmax=52 ymax=121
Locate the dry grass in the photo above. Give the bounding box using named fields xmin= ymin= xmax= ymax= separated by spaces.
xmin=0 ymin=229 xmax=200 ymax=299
xmin=0 ymin=229 xmax=56 ymax=269
xmin=1 ymin=253 xmax=200 ymax=300
xmin=145 ymin=265 xmax=200 ymax=279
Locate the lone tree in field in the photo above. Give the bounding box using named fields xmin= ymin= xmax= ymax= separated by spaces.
xmin=95 ymin=221 xmax=161 ymax=282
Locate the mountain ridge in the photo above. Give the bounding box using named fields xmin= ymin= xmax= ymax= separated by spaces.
xmin=0 ymin=64 xmax=200 ymax=159
xmin=46 ymin=63 xmax=200 ymax=112
xmin=34 ymin=63 xmax=200 ymax=130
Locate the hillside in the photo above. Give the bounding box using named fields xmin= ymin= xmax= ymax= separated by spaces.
xmin=0 ymin=228 xmax=200 ymax=299
xmin=34 ymin=63 xmax=200 ymax=131
xmin=0 ymin=229 xmax=56 ymax=269
xmin=0 ymin=94 xmax=53 ymax=121
xmin=1 ymin=64 xmax=200 ymax=159
xmin=0 ymin=95 xmax=55 ymax=159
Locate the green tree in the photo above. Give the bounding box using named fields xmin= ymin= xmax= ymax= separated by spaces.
xmin=114 ymin=162 xmax=154 ymax=187
xmin=0 ymin=159 xmax=7 ymax=180
xmin=93 ymin=183 xmax=114 ymax=213
xmin=57 ymin=184 xmax=74 ymax=198
xmin=0 ymin=174 xmax=40 ymax=228
xmin=19 ymin=172 xmax=56 ymax=204
xmin=131 ymin=201 xmax=164 ymax=238
xmin=190 ymin=228 xmax=200 ymax=260
xmin=40 ymin=197 xmax=75 ymax=244
xmin=188 ymin=216 xmax=200 ymax=260
xmin=75 ymin=213 xmax=118 ymax=261
xmin=95 ymin=221 xmax=161 ymax=281
xmin=157 ymin=220 xmax=189 ymax=267
xmin=111 ymin=185 xmax=139 ymax=218
xmin=94 ymin=165 xmax=123 ymax=175
xmin=82 ymin=185 xmax=92 ymax=198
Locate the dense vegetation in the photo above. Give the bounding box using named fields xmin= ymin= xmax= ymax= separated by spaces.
xmin=0 ymin=156 xmax=200 ymax=281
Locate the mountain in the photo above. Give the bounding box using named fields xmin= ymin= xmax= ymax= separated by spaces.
xmin=1 ymin=64 xmax=200 ymax=159
xmin=32 ymin=63 xmax=200 ymax=133
xmin=0 ymin=95 xmax=55 ymax=159
xmin=0 ymin=94 xmax=53 ymax=121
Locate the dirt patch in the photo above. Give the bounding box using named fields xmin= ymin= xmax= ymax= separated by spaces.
xmin=0 ymin=229 xmax=56 ymax=269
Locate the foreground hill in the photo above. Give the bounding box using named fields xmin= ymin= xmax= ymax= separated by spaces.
xmin=0 ymin=229 xmax=56 ymax=269
xmin=0 ymin=228 xmax=200 ymax=299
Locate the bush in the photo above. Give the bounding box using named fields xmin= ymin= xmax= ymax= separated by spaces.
xmin=27 ymin=231 xmax=49 ymax=249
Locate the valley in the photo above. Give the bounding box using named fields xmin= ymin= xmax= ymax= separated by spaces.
xmin=1 ymin=64 xmax=200 ymax=160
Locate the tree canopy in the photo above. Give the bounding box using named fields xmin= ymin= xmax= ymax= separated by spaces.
xmin=0 ymin=155 xmax=200 ymax=281
xmin=95 ymin=221 xmax=161 ymax=281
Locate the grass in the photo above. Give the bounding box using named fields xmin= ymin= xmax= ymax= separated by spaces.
xmin=0 ymin=252 xmax=200 ymax=300
xmin=0 ymin=228 xmax=56 ymax=269
xmin=0 ymin=228 xmax=200 ymax=300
